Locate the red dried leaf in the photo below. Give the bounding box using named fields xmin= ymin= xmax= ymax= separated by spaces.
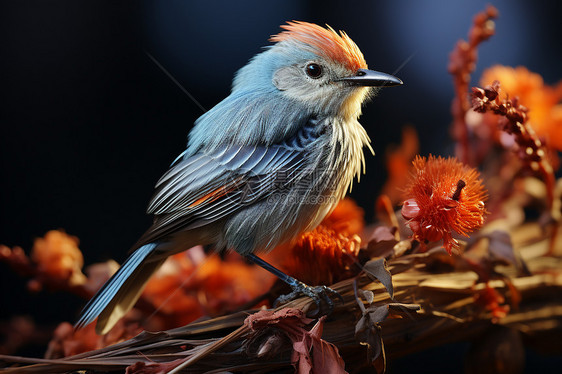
xmin=246 ymin=308 xmax=313 ymax=343
xmin=293 ymin=316 xmax=346 ymax=374
xmin=125 ymin=359 xmax=184 ymax=374
xmin=245 ymin=309 xmax=346 ymax=374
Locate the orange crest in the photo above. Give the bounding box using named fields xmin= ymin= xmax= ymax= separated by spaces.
xmin=270 ymin=21 xmax=367 ymax=72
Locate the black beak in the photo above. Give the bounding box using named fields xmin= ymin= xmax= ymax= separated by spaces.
xmin=339 ymin=69 xmax=403 ymax=87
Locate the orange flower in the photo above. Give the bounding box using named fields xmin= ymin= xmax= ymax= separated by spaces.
xmin=480 ymin=65 xmax=562 ymax=150
xmin=45 ymin=318 xmax=143 ymax=358
xmin=320 ymin=197 xmax=364 ymax=236
xmin=142 ymin=251 xmax=205 ymax=328
xmin=193 ymin=253 xmax=276 ymax=315
xmin=142 ymin=248 xmax=276 ymax=328
xmin=401 ymin=155 xmax=488 ymax=254
xmin=31 ymin=230 xmax=87 ymax=286
xmin=281 ymin=226 xmax=361 ymax=286
xmin=265 ymin=198 xmax=364 ymax=286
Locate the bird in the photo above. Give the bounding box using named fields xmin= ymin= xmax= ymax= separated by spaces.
xmin=76 ymin=21 xmax=402 ymax=335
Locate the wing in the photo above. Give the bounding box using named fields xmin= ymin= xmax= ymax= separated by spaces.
xmin=134 ymin=119 xmax=322 ymax=247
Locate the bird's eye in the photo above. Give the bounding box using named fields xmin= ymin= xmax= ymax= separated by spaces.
xmin=305 ymin=63 xmax=323 ymax=79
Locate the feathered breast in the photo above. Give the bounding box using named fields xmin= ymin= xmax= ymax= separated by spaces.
xmin=330 ymin=117 xmax=372 ymax=201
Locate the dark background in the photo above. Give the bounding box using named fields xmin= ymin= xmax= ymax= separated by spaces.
xmin=1 ymin=0 xmax=561 ymax=371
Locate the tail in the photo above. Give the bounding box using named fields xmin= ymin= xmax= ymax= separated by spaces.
xmin=75 ymin=243 xmax=165 ymax=335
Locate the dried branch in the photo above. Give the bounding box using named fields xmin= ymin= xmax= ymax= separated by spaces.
xmin=448 ymin=5 xmax=498 ymax=164
xmin=1 ymin=220 xmax=560 ymax=373
xmin=472 ymin=81 xmax=559 ymax=254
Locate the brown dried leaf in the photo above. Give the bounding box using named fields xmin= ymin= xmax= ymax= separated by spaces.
xmin=363 ymin=258 xmax=394 ymax=299
xmin=366 ymin=227 xmax=398 ymax=259
xmin=354 ymin=312 xmax=383 ymax=367
xmin=465 ymin=230 xmax=531 ymax=277
xmin=387 ymin=303 xmax=421 ymax=317
xmin=358 ymin=289 xmax=375 ymax=305
xmin=354 ymin=294 xmax=420 ymax=372
xmin=486 ymin=231 xmax=531 ymax=276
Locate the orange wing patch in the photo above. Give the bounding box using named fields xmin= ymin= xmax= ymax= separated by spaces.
xmin=188 ymin=185 xmax=233 ymax=208
xmin=270 ymin=21 xmax=367 ymax=72
xmin=188 ymin=177 xmax=246 ymax=209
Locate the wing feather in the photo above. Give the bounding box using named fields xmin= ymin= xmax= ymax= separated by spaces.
xmin=138 ymin=119 xmax=323 ymax=247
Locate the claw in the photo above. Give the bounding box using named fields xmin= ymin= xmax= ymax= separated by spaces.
xmin=274 ymin=281 xmax=343 ymax=315
xmin=244 ymin=254 xmax=343 ymax=314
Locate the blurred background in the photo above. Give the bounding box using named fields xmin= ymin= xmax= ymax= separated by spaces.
xmin=1 ymin=0 xmax=561 ymax=371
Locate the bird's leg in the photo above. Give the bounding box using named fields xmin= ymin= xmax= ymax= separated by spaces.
xmin=245 ymin=253 xmax=343 ymax=315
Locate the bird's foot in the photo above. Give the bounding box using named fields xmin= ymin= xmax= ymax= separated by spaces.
xmin=244 ymin=253 xmax=342 ymax=315
xmin=274 ymin=280 xmax=343 ymax=316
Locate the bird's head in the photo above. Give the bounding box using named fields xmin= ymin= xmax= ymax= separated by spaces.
xmin=233 ymin=21 xmax=402 ymax=121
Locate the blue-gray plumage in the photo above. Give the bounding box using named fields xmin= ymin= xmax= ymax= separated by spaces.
xmin=76 ymin=21 xmax=402 ymax=334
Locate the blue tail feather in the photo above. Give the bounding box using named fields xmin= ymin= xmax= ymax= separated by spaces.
xmin=74 ymin=243 xmax=157 ymax=330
